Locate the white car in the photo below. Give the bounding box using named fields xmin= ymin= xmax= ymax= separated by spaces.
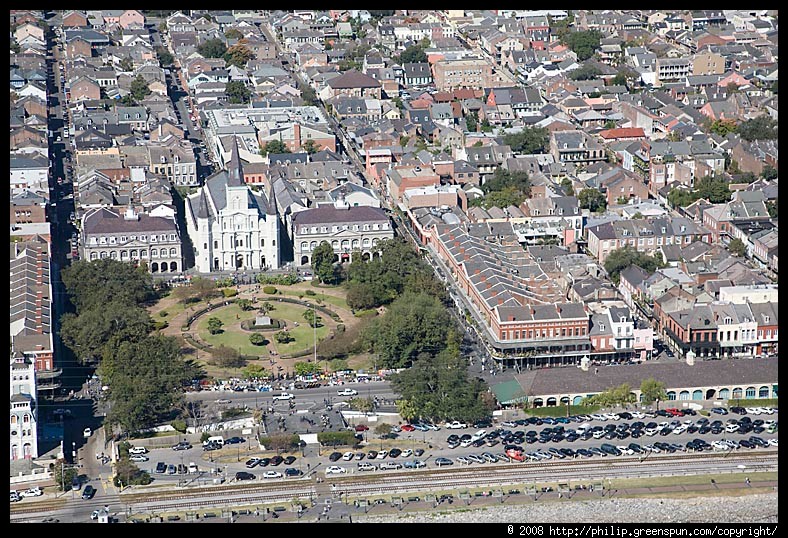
xmin=746 ymin=407 xmax=761 ymax=415
xmin=262 ymin=471 xmax=283 ymax=479
xmin=673 ymin=425 xmax=688 ymax=435
xmin=129 ymin=446 xmax=148 ymax=455
xmin=378 ymin=462 xmax=402 ymax=470
xmin=446 ymin=421 xmax=467 ymax=429
xmin=712 ymin=440 xmax=729 ymax=451
xmin=630 ymin=411 xmax=645 ymax=419
xmin=376 ymin=450 xmax=388 ymax=459
xmin=21 ymin=487 xmax=43 ymax=498
xmin=759 ymin=407 xmax=775 ymax=415
xmin=400 ymin=449 xmax=413 ymax=458
xmin=590 ymin=414 xmax=607 ymax=422
xmin=342 ymin=451 xmax=354 ymax=461
xmin=337 ymin=389 xmax=358 ymax=397
xmin=273 ymin=393 xmax=294 ymax=401
xmin=325 ymin=466 xmax=346 ymax=475
xmin=129 ymin=455 xmax=149 ymax=463
xmin=604 ymin=413 xmax=619 ymax=421
xmin=767 ymin=438 xmax=778 ymax=447
xmin=357 ymin=462 xmax=375 ymax=471
xmin=456 ymin=456 xmax=472 ymax=465
xmin=617 ymin=446 xmax=634 ymax=456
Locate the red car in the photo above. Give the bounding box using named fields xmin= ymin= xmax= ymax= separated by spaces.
xmin=355 ymin=424 xmax=369 ymax=432
xmin=506 ymin=448 xmax=525 ymax=462
xmin=400 ymin=424 xmax=416 ymax=432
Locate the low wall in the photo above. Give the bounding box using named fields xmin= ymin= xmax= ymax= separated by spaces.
xmin=10 ymin=468 xmax=52 ymax=485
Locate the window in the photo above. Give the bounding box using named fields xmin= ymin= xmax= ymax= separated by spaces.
xmin=170 ymin=234 xmax=176 ymax=241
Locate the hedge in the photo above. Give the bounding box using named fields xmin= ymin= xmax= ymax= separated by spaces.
xmin=305 ymin=289 xmax=316 ymax=296
xmin=153 ymin=320 xmax=169 ymax=330
xmin=263 ymin=286 xmax=277 ymax=295
xmin=317 ymin=431 xmax=357 ymax=447
xmin=259 ymin=433 xmax=301 ymax=451
xmin=256 ymin=273 xmax=300 ymax=286
xmin=222 ymin=288 xmax=238 ymax=298
xmin=261 ymin=295 xmax=342 ymax=322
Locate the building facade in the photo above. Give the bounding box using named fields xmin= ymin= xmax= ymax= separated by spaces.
xmin=81 ymin=206 xmax=183 ymax=273
xmin=185 ymin=139 xmax=280 ymax=272
xmin=10 ymin=354 xmax=38 ymax=460
xmin=292 ymin=200 xmax=393 ymax=266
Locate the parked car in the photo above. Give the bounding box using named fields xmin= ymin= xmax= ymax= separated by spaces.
xmin=283 ymin=456 xmax=297 ymax=465
xmin=337 ymin=389 xmax=358 ymax=396
xmin=357 ymin=462 xmax=376 ymax=472
xmin=272 ymin=393 xmax=294 ymax=401
xmin=225 ymin=436 xmax=245 ymax=445
xmin=354 ymin=424 xmax=369 ymax=432
xmin=404 ymin=459 xmax=427 ymax=468
xmin=172 ymin=442 xmax=192 ymax=451
xmin=21 ymin=487 xmax=43 ymax=498
xmin=328 ymin=452 xmax=343 ymax=462
xmin=235 ymin=472 xmax=256 ymax=481
xmin=379 ymin=461 xmax=402 ymax=470
xmin=262 ymin=471 xmax=283 ymax=479
xmin=81 ymin=485 xmax=96 ymax=500
xmin=245 ymin=458 xmax=260 ymax=468
xmin=155 ymin=462 xmax=167 ymax=473
xmin=325 ymin=466 xmax=347 ymax=475
xmin=129 ymin=455 xmax=149 ymax=463
xmin=284 ymin=468 xmax=303 ymax=477
xmin=434 ymin=457 xmax=454 ymax=467
xmin=446 ymin=421 xmax=467 ymax=429
xmin=400 ymin=424 xmax=416 ymax=432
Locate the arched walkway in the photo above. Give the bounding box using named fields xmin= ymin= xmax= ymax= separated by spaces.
xmin=706 ymin=389 xmax=716 ymax=400
xmin=533 ymin=398 xmax=543 ymax=408
xmin=301 ymin=255 xmax=309 ymax=265
xmin=759 ymin=386 xmax=770 ymax=398
xmin=719 ymin=388 xmax=730 ymax=399
xmin=546 ymin=397 xmax=557 ymax=406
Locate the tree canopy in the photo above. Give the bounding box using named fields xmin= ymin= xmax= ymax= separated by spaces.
xmin=99 ymin=335 xmax=200 ymax=433
xmin=397 ymin=43 xmax=428 ymax=64
xmin=639 ymin=378 xmax=668 ymax=408
xmin=311 ymin=241 xmax=337 ymax=284
xmin=61 ymin=259 xmax=155 ymax=314
xmin=468 ymin=167 xmax=531 ymax=210
xmin=390 ymin=341 xmax=492 ymax=423
xmin=736 ymin=115 xmax=778 ymax=141
xmin=197 ymin=38 xmax=227 ymax=58
xmin=130 ymin=75 xmax=152 ymax=102
xmin=569 ymin=63 xmax=602 ymax=81
xmin=583 ymin=383 xmax=636 ymax=408
xmin=604 ymin=248 xmax=667 ymax=284
xmin=561 ymin=30 xmax=602 ymax=61
xmin=224 ymin=28 xmax=244 ymax=40
xmin=667 ymin=175 xmax=731 ymax=207
xmin=578 ymin=188 xmax=607 ymax=212
xmin=225 ymin=80 xmax=251 ymax=104
xmin=502 ymin=126 xmax=549 ymax=154
xmin=223 ymin=44 xmax=254 ymax=68
xmin=728 ymin=238 xmax=746 ymax=257
xmin=155 ymin=46 xmax=174 ymax=67
xmin=362 ymin=291 xmax=454 ymax=368
xmin=60 ymin=303 xmax=152 ymax=364
xmin=260 ymin=139 xmax=290 ymax=156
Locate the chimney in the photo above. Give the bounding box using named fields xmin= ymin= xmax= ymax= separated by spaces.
xmin=293 ymin=123 xmax=301 ymax=148
xmin=498 ymin=298 xmax=504 ymax=305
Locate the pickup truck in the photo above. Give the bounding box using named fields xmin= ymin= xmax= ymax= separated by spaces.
xmin=272 ymin=393 xmax=294 ymax=401
xmin=337 ymin=388 xmax=358 ymax=396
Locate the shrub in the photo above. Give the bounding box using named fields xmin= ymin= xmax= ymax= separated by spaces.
xmin=222 ymin=288 xmax=238 ymax=297
xmin=263 ymin=286 xmax=277 ymax=295
xmin=258 ymin=433 xmax=301 ymax=451
xmin=153 ymin=320 xmax=169 ymax=330
xmin=317 ymin=431 xmax=357 ymax=447
xmin=256 ymin=273 xmax=300 ymax=286
xmin=171 ymin=419 xmax=187 ymax=433
xmin=305 ymin=289 xmax=316 ymax=296
xmin=336 ymin=324 xmax=345 ymax=333
xmin=249 ymin=333 xmax=267 ymax=346
xmin=216 ymin=277 xmax=234 ymax=288
xmin=200 ymin=432 xmax=210 ymax=443
xmin=159 ymin=311 xmax=168 ymax=318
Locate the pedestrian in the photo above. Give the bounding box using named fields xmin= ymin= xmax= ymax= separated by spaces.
xmin=746 ymin=477 xmax=751 ymax=486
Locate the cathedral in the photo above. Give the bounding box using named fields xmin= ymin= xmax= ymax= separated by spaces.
xmin=185 ymin=138 xmax=280 ymax=272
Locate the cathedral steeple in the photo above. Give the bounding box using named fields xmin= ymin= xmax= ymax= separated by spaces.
xmin=227 ymin=136 xmax=244 ymax=187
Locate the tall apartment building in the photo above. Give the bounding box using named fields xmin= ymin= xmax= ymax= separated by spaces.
xmin=10 ymin=354 xmax=38 ymax=460
xmin=433 ymin=58 xmax=493 ymax=91
xmin=655 ymin=57 xmax=691 ymax=86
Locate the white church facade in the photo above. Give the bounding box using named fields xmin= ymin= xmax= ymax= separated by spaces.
xmin=185 ymin=139 xmax=280 ymax=272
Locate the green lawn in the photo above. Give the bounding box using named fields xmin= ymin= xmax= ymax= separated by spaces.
xmin=279 ymin=289 xmax=349 ymax=310
xmin=525 ymin=404 xmax=600 ymax=417
xmin=196 ymin=302 xmax=329 ymax=356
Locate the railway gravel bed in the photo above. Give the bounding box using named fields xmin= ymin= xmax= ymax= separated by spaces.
xmin=354 ymin=492 xmax=779 ymax=523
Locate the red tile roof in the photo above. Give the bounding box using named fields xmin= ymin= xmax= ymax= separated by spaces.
xmin=598 ymin=127 xmax=646 ymax=139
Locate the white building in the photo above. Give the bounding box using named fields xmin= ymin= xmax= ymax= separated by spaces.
xmin=10 ymin=354 xmax=38 ymax=461
xmin=185 ymin=138 xmax=280 ymax=272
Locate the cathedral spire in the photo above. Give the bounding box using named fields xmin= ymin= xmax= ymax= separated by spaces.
xmin=227 ymin=136 xmax=244 ymax=186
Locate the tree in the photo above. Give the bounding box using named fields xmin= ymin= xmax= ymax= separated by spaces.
xmin=100 ymin=335 xmax=201 ymax=434
xmin=223 ymin=44 xmax=254 ymax=68
xmin=119 ymin=57 xmax=134 ymax=72
xmin=502 ymin=126 xmax=549 ymax=154
xmin=210 ymin=345 xmax=246 ymax=368
xmin=562 ymin=30 xmax=602 ymax=61
xmin=561 ymin=177 xmax=574 ymax=196
xmin=293 ymin=361 xmax=322 ymax=376
xmin=225 ymin=80 xmax=251 ymax=104
xmin=568 ymin=63 xmax=602 ymax=81
xmin=207 ymin=317 xmax=224 ymax=335
xmin=302 ymin=139 xmax=318 ymax=154
xmin=761 ymin=164 xmax=778 ymax=180
xmin=260 ymin=301 xmax=275 ymax=315
xmin=224 ymin=28 xmax=244 ymax=40
xmin=260 ymin=140 xmax=290 ymax=156
xmin=694 ymin=175 xmax=731 ymax=204
xmin=348 ymin=397 xmax=374 ymax=413
xmin=390 ymin=343 xmax=491 ymax=423
xmin=640 ymin=378 xmax=668 ymax=410
xmin=374 ymin=423 xmax=391 ymax=439
xmin=249 ymin=333 xmax=267 ymax=346
xmin=274 ymin=330 xmax=293 ymax=344
xmin=667 ymin=187 xmax=698 ymax=208
xmin=603 ymin=248 xmax=667 ymax=284
xmin=53 ymin=460 xmax=78 ymax=491
xmin=583 ymin=383 xmax=635 ymax=409
xmin=346 ymin=282 xmax=385 ymax=310
xmin=397 ymin=43 xmax=428 ymax=64
xmin=396 ymin=399 xmax=418 ymax=423
xmin=130 ymin=75 xmax=151 ymax=102
xmin=197 ymin=38 xmax=227 ymax=58
xmin=465 ymin=110 xmax=478 ymax=132
xmin=709 ymin=119 xmax=737 ymax=137
xmin=766 ymin=200 xmax=777 ymax=218
xmin=155 ymin=46 xmax=174 ymax=67
xmin=736 ymin=115 xmax=778 ymax=142
xmin=61 ymin=259 xmax=155 ymax=314
xmin=480 ymin=118 xmax=492 ymax=132
xmin=157 ymin=21 xmax=168 ymax=34
xmin=362 ymin=292 xmax=455 ymax=368
xmin=578 ymin=188 xmax=607 ymax=212
xmin=311 ymin=241 xmax=336 ymax=284
xmin=237 ymin=299 xmax=252 ymax=311
xmin=242 ymin=363 xmax=269 ymax=380
xmin=60 ymin=303 xmax=152 ymax=364
xmin=298 ymin=82 xmax=318 ymax=106
xmin=728 ymin=238 xmax=746 ymax=257
xmin=302 ymin=309 xmax=322 ymax=328
xmin=117 ymin=94 xmax=138 ymax=106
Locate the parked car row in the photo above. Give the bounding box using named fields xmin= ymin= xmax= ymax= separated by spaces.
xmin=235 ymin=468 xmax=302 ymax=480
xmin=327 ymin=448 xmax=424 ymax=462
xmin=244 ymin=456 xmax=297 ymax=468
